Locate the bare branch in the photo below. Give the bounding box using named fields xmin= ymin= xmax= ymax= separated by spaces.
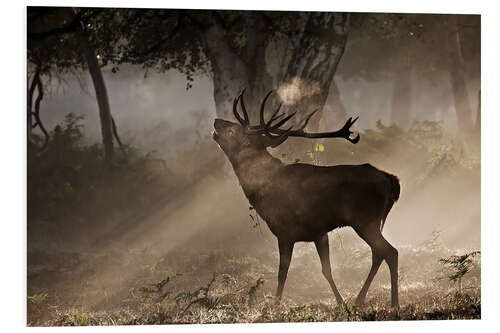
xmin=111 ymin=116 xmax=127 ymax=159
xmin=32 ymin=73 xmax=50 ymax=152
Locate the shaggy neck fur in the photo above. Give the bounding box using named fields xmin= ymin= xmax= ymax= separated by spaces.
xmin=230 ymin=147 xmax=282 ymax=200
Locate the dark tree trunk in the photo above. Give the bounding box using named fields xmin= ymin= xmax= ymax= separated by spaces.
xmin=200 ymin=18 xmax=250 ymax=120
xmin=390 ymin=65 xmax=411 ymax=129
xmin=201 ymin=13 xmax=274 ymax=122
xmin=27 ymin=65 xmax=40 ymax=143
xmin=63 ymin=7 xmax=115 ymax=163
xmin=83 ymin=38 xmax=115 ymax=163
xmin=281 ymin=13 xmax=350 ymax=132
xmin=202 ymin=12 xmax=349 ymax=131
xmin=324 ymin=78 xmax=348 ymax=129
xmin=242 ymin=12 xmax=274 ymax=113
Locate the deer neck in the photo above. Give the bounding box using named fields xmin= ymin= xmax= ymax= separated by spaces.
xmin=231 ymin=147 xmax=282 ymax=201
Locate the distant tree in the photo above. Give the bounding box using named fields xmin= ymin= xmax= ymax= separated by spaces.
xmin=338 ymin=13 xmax=480 ymax=134
xmin=27 ymin=7 xmax=122 ymax=163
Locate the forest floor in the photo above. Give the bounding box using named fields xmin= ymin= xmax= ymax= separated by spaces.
xmin=27 ymin=240 xmax=481 ymax=326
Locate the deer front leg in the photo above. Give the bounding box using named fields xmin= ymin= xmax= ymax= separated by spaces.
xmin=314 ymin=234 xmax=344 ymax=306
xmin=276 ymin=239 xmax=294 ymax=301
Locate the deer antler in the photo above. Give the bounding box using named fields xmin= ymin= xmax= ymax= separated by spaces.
xmin=233 ymin=90 xmax=360 ymax=145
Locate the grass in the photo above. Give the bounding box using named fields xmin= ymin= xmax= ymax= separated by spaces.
xmin=41 ymin=288 xmax=480 ymax=325
xmin=27 ymin=242 xmax=481 ymax=326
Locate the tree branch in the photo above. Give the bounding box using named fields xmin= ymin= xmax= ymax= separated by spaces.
xmin=111 ymin=116 xmax=127 ymax=159
xmin=32 ymin=73 xmax=50 ymax=152
xmin=27 ymin=64 xmax=41 ymax=131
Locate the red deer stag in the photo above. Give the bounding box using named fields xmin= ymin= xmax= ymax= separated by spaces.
xmin=213 ymin=90 xmax=400 ymax=308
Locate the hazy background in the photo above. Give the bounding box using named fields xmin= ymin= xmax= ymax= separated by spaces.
xmin=35 ymin=48 xmax=481 ymax=249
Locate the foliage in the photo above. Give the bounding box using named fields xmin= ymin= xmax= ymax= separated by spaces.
xmin=439 ymin=251 xmax=481 ymax=292
xmin=27 ymin=113 xmax=178 ymax=243
xmin=28 ymin=293 xmax=48 ymax=306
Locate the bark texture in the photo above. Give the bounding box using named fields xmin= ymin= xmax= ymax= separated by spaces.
xmin=203 ymin=12 xmax=349 ymax=130
xmin=83 ymin=36 xmax=115 ymax=162
xmin=281 ymin=13 xmax=350 ymax=131
xmin=201 ymin=19 xmax=250 ymax=120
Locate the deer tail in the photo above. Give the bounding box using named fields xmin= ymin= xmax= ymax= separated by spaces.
xmin=389 ymin=173 xmax=400 ymax=203
xmin=381 ymin=173 xmax=400 ymax=231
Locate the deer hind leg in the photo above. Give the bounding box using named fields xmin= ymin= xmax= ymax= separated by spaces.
xmin=276 ymin=239 xmax=294 ymax=301
xmin=355 ymin=224 xmax=399 ymax=308
xmin=314 ymin=234 xmax=344 ymax=306
xmin=355 ymin=251 xmax=383 ymax=306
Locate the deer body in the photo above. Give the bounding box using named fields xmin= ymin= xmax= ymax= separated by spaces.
xmin=214 ymin=90 xmax=400 ymax=307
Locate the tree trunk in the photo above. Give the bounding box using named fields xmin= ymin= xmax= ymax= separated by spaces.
xmin=390 ymin=65 xmax=412 ymax=129
xmin=202 ymin=12 xmax=349 ymax=147
xmin=203 ymin=12 xmax=349 ymax=129
xmin=281 ymin=13 xmax=350 ymax=132
xmin=323 ymin=78 xmax=348 ymax=130
xmin=200 ymin=19 xmax=250 ymax=120
xmin=65 ymin=8 xmax=115 ymax=163
xmin=201 ymin=13 xmax=275 ymax=122
xmin=448 ymin=15 xmax=473 ymax=135
xmin=83 ymin=38 xmax=115 ymax=163
xmin=27 ymin=64 xmax=40 ymax=144
xmin=242 ymin=13 xmax=274 ymax=113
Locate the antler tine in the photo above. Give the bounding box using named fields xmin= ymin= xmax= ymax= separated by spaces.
xmin=268 ymin=126 xmax=294 ymax=148
xmin=267 ymin=112 xmax=285 ymax=127
xmin=293 ymin=109 xmax=319 ymax=133
xmin=239 ymin=89 xmax=250 ymax=124
xmin=232 ymin=93 xmax=247 ymax=126
xmin=267 ymin=112 xmax=297 ymax=131
xmin=269 ymin=114 xmax=360 ymax=144
xmin=233 ymin=90 xmax=359 ymax=144
xmin=260 ymin=91 xmax=274 ymax=127
xmin=266 ymin=102 xmax=283 ymax=126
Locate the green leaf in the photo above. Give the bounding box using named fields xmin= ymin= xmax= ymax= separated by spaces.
xmin=294 ymin=159 xmax=301 ymax=164
xmin=281 ymin=153 xmax=287 ymax=158
xmin=308 ymin=152 xmax=314 ymax=159
xmin=315 ymin=143 xmax=325 ymax=152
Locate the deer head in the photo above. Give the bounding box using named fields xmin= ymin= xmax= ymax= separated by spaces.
xmin=213 ymin=89 xmax=360 ymax=160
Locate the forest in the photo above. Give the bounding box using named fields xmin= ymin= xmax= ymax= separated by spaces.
xmin=27 ymin=7 xmax=480 ymax=325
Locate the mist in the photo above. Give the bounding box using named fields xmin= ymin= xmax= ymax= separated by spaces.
xmin=35 ymin=58 xmax=480 ymax=247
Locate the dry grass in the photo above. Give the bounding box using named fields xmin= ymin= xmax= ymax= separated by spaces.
xmin=27 ymin=241 xmax=480 ymax=326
